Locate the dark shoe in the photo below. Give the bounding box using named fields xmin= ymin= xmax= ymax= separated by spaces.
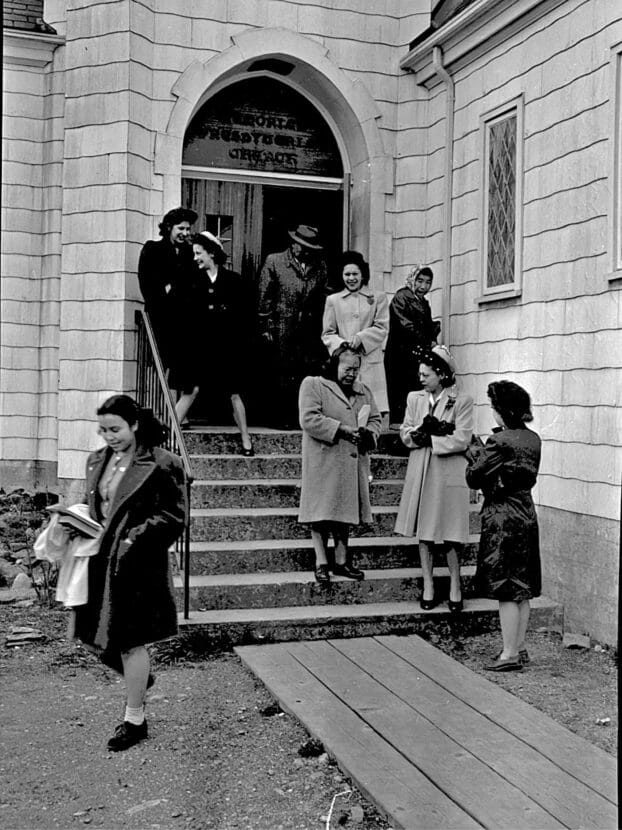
xmin=333 ymin=562 xmax=365 ymax=581
xmin=314 ymin=564 xmax=330 ymax=585
xmin=107 ymin=720 xmax=148 ymax=752
xmin=484 ymin=656 xmax=523 ymax=672
xmin=447 ymin=598 xmax=463 ymax=613
xmin=241 ymin=444 xmax=255 ymax=457
xmin=420 ymin=596 xmax=438 ymax=610
xmin=495 ymin=648 xmax=529 ymax=665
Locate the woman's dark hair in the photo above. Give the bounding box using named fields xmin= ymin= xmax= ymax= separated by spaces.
xmin=487 ymin=381 xmax=533 ymax=428
xmin=419 ymin=351 xmax=455 ymax=388
xmin=417 ymin=266 xmax=433 ymax=280
xmin=158 ymin=207 xmax=197 ymax=238
xmin=192 ymin=232 xmax=227 ymax=266
xmin=321 ymin=344 xmax=362 ymax=382
xmin=97 ymin=395 xmax=167 ymax=449
xmin=338 ymin=250 xmax=370 ymax=287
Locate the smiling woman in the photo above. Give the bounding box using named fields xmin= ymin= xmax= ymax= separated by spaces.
xmin=72 ymin=394 xmax=187 ymax=752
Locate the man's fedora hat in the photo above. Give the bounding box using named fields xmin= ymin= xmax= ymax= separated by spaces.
xmin=288 ymin=225 xmax=323 ymax=250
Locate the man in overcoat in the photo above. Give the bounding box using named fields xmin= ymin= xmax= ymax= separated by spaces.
xmin=257 ymin=225 xmax=329 ymax=428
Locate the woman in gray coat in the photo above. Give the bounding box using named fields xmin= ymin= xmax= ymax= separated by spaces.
xmin=74 ymin=395 xmax=187 ymax=751
xmin=298 ymin=347 xmax=382 ymax=585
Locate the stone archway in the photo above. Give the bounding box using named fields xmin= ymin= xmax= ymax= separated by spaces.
xmin=153 ymin=27 xmax=392 ymax=278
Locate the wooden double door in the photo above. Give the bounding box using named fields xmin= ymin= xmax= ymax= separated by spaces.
xmin=181 ymin=177 xmax=345 ymax=423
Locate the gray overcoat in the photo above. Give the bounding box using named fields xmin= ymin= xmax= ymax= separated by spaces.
xmin=298 ymin=376 xmax=382 ymax=525
xmin=394 ymin=388 xmax=473 ymax=542
xmin=322 ymin=288 xmax=390 ymax=412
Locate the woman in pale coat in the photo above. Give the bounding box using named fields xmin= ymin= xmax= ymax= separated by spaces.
xmin=395 ymin=346 xmax=473 ymax=611
xmin=298 ymin=346 xmax=382 ymax=585
xmin=322 ymin=251 xmax=389 ymax=415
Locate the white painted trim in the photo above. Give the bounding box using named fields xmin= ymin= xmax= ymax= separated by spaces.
xmin=154 ymin=28 xmax=391 ymax=273
xmin=401 ymin=0 xmax=568 ymax=88
xmin=609 ymin=41 xmax=622 ymax=281
xmin=181 ymin=165 xmax=343 ymax=191
xmin=2 ymin=29 xmax=64 ymax=67
xmin=479 ymin=95 xmax=524 ymax=300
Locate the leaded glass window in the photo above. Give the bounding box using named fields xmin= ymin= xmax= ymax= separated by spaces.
xmin=486 ymin=114 xmax=516 ymax=288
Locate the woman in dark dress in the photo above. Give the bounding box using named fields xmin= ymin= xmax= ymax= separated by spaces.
xmin=137 ymin=207 xmax=197 ymax=374
xmin=384 ymin=265 xmax=439 ymax=425
xmin=74 ymin=395 xmax=187 ymax=750
xmin=173 ymin=231 xmax=254 ymax=455
xmin=466 ymin=381 xmax=542 ymax=672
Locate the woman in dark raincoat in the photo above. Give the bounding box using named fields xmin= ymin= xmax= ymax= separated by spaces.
xmin=466 ymin=381 xmax=541 ymax=672
xmin=74 ymin=395 xmax=187 ymax=750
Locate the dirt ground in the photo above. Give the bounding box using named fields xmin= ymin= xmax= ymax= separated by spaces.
xmin=0 ymin=603 xmax=617 ymax=830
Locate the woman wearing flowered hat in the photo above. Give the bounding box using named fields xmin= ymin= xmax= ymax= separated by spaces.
xmin=173 ymin=231 xmax=254 ymax=455
xmin=384 ymin=265 xmax=440 ymax=425
xmin=394 ymin=346 xmax=474 ymax=612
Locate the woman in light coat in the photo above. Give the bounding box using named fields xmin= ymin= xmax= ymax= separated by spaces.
xmin=74 ymin=395 xmax=187 ymax=751
xmin=395 ymin=347 xmax=473 ymax=611
xmin=322 ymin=251 xmax=390 ymax=415
xmin=298 ymin=346 xmax=382 ymax=585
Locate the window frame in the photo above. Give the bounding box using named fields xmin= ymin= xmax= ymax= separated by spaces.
xmin=609 ymin=41 xmax=622 ymax=282
xmin=478 ymin=95 xmax=524 ymax=302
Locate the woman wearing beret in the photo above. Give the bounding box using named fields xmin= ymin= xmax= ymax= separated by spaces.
xmin=466 ymin=381 xmax=542 ymax=672
xmin=322 ymin=251 xmax=390 ymax=417
xmin=173 ymin=231 xmax=254 ymax=455
xmin=395 ymin=346 xmax=474 ymax=611
xmin=74 ymin=395 xmax=187 ymax=751
xmin=298 ymin=347 xmax=382 ymax=585
xmin=384 ymin=265 xmax=439 ymax=425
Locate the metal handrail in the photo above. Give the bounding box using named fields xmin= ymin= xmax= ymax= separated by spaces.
xmin=134 ymin=309 xmax=193 ymax=620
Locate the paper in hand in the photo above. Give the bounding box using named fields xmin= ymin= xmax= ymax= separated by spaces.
xmin=357 ymin=404 xmax=371 ymax=429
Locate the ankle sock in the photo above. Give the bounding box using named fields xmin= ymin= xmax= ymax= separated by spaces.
xmin=124 ymin=705 xmax=145 ymax=726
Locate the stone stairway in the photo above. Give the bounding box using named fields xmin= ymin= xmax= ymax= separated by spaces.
xmin=175 ymin=427 xmax=563 ymax=645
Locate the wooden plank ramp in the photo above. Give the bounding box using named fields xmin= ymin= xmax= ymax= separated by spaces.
xmin=235 ymin=635 xmax=617 ymax=830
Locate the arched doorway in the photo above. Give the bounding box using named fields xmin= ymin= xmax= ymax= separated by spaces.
xmin=181 ymin=74 xmax=348 ymax=287
xmin=179 ymin=74 xmax=349 ymax=423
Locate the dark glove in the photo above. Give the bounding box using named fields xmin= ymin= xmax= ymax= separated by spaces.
xmin=410 ymin=428 xmax=432 ymax=448
xmin=358 ymin=427 xmax=376 ymax=454
xmin=421 ymin=414 xmax=455 ymax=436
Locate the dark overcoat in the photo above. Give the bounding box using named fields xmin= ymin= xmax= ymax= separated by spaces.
xmin=257 ymin=248 xmax=328 ymax=373
xmin=137 ymin=238 xmax=194 ymax=367
xmin=466 ymin=427 xmax=542 ymax=601
xmin=171 ymin=265 xmax=252 ymax=395
xmin=298 ymin=376 xmax=381 ymax=525
xmin=73 ymin=444 xmax=187 ymax=655
xmin=384 ymin=287 xmax=437 ymax=421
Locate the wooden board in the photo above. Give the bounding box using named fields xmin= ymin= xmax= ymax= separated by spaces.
xmin=284 ymin=640 xmax=563 ymax=830
xmin=331 ymin=637 xmax=617 ymax=830
xmin=378 ymin=634 xmax=617 ymax=805
xmin=236 ymin=643 xmax=481 ymax=830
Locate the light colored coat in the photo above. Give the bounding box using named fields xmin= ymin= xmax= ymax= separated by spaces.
xmin=394 ymin=388 xmax=474 ymax=542
xmin=298 ymin=376 xmax=382 ymax=525
xmin=322 ymin=288 xmax=389 ymax=412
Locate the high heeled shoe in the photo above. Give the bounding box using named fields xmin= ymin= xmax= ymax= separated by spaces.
xmin=420 ymin=595 xmax=438 ymax=611
xmin=447 ymin=598 xmax=464 ymax=613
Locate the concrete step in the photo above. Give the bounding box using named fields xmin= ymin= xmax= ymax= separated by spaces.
xmin=191 ymin=478 xmax=406 ymax=509
xmin=176 ymin=596 xmax=564 ymax=647
xmin=174 ymin=566 xmax=478 ymax=610
xmin=190 ymin=506 xmax=481 ymax=542
xmin=186 ymin=537 xmax=479 ymax=575
xmin=189 ymin=453 xmax=408 ymax=481
xmin=184 ymin=427 xmax=406 ymax=457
